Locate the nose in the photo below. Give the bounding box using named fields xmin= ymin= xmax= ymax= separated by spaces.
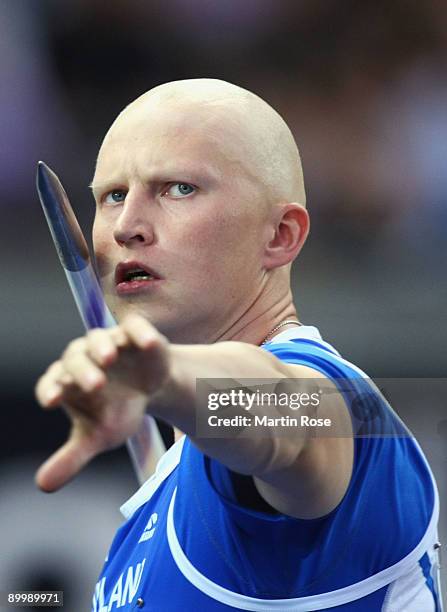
xmin=113 ymin=189 xmax=155 ymax=247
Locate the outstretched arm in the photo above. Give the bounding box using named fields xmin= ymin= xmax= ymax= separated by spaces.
xmin=35 ymin=314 xmax=353 ymax=519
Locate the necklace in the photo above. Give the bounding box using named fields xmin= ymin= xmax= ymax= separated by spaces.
xmin=261 ymin=319 xmax=301 ymax=345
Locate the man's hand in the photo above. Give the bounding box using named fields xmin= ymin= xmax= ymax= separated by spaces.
xmin=35 ymin=314 xmax=170 ymax=492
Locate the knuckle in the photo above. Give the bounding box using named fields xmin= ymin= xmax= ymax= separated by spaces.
xmin=87 ymin=328 xmax=105 ymax=341
xmin=60 ymin=356 xmax=80 ymax=379
xmin=124 ymin=312 xmax=146 ymax=327
xmin=121 ymin=314 xmax=133 ymax=328
xmin=47 ymin=359 xmax=63 ymax=376
xmin=110 ymin=325 xmax=127 ymax=347
xmin=63 ymin=337 xmax=86 ymax=357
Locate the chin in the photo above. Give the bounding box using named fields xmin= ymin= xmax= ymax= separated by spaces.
xmin=112 ymin=303 xmax=174 ymax=335
xmin=106 ymin=299 xmax=198 ymax=342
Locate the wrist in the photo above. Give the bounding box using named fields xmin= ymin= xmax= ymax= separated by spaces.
xmin=146 ymin=343 xmax=197 ymax=433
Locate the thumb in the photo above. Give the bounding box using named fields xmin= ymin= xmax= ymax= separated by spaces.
xmin=35 ymin=430 xmax=99 ymax=492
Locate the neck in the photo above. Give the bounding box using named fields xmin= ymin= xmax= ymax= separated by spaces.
xmin=156 ymin=273 xmax=301 ymax=346
xmin=215 ymin=284 xmax=300 ymax=346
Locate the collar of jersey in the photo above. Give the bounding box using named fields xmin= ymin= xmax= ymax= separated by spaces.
xmin=267 ymin=325 xmax=322 ymax=344
xmin=120 ymin=436 xmax=186 ymax=519
xmin=265 ymin=324 xmax=341 ymax=356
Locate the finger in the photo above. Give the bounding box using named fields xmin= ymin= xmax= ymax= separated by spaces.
xmin=109 ymin=325 xmax=128 ymax=348
xmin=63 ymin=351 xmax=106 ymax=393
xmin=35 ymin=431 xmax=99 ymax=492
xmin=63 ymin=337 xmax=86 ymax=357
xmin=47 ymin=360 xmax=75 ymax=386
xmin=86 ymin=328 xmax=119 ymax=367
xmin=121 ymin=313 xmax=166 ymax=350
xmin=36 ymin=377 xmax=63 ymax=408
xmin=35 ymin=361 xmax=74 ymax=408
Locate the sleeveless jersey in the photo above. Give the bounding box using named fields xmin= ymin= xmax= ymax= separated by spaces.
xmin=91 ymin=326 xmax=443 ymax=611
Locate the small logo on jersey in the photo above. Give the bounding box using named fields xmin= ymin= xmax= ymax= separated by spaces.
xmin=138 ymin=512 xmax=158 ymax=543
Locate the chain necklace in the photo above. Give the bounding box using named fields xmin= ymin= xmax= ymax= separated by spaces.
xmin=260 ymin=319 xmax=302 ymax=345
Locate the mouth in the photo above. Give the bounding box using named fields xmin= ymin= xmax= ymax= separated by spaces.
xmin=115 ymin=261 xmax=162 ymax=295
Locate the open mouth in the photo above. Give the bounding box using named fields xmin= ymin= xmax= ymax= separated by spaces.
xmin=122 ymin=269 xmax=155 ymax=282
xmin=115 ymin=261 xmax=161 ymax=293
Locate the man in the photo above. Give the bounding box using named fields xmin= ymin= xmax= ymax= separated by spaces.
xmin=35 ymin=79 xmax=442 ymax=610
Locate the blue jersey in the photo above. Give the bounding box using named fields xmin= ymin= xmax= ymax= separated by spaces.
xmin=92 ymin=326 xmax=442 ymax=611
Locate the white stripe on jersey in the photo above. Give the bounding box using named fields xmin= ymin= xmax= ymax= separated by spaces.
xmin=166 ymin=486 xmax=440 ymax=611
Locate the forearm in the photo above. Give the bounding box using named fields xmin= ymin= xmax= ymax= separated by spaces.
xmin=148 ymin=341 xmax=309 ymax=477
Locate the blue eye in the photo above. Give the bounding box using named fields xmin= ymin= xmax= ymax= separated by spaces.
xmin=166 ymin=183 xmax=196 ymax=198
xmin=104 ymin=190 xmax=127 ymax=205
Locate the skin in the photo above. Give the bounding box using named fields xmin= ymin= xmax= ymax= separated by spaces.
xmin=35 ymin=79 xmax=353 ymax=520
xmin=91 ymin=79 xmax=306 ymax=345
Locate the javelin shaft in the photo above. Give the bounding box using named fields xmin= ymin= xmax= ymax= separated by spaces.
xmin=36 ymin=161 xmax=166 ymax=484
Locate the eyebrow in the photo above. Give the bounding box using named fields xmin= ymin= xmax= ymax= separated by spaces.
xmin=89 ymin=165 xmax=220 ymax=195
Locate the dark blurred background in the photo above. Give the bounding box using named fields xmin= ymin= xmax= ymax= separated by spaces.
xmin=0 ymin=0 xmax=445 ymax=608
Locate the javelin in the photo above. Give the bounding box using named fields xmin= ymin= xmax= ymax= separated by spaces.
xmin=36 ymin=161 xmax=166 ymax=484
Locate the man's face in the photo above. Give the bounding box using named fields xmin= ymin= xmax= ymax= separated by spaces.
xmin=91 ymin=102 xmax=270 ymax=343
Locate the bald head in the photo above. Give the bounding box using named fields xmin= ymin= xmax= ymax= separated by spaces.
xmin=92 ymin=79 xmax=309 ymax=343
xmin=100 ymin=78 xmax=306 ymax=208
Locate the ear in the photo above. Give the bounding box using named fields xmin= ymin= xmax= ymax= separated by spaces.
xmin=263 ymin=203 xmax=309 ymax=270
